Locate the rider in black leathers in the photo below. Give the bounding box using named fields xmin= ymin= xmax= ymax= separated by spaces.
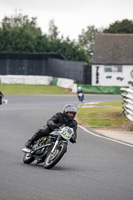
xmin=25 ymin=104 xmax=78 ymax=148
xmin=0 ymin=91 xmax=4 ymax=105
xmin=77 ymin=87 xmax=84 ymax=101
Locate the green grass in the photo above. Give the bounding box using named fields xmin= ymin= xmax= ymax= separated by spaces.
xmin=0 ymin=84 xmax=69 ymax=94
xmin=77 ymin=101 xmax=128 ymax=128
xmin=0 ymin=85 xmax=127 ymax=129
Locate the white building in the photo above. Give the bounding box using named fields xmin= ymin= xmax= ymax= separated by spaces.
xmin=92 ymin=34 xmax=133 ymax=87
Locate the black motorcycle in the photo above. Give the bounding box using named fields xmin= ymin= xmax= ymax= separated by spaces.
xmin=22 ymin=126 xmax=74 ymax=169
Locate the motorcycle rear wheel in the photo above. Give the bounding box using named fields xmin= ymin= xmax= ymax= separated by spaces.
xmin=43 ymin=142 xmax=67 ymax=169
xmin=23 ymin=152 xmax=35 ymax=164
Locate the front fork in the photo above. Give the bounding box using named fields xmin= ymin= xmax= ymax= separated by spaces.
xmin=51 ymin=135 xmax=61 ymax=153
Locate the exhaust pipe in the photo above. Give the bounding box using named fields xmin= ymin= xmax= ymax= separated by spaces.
xmin=22 ymin=148 xmax=31 ymax=153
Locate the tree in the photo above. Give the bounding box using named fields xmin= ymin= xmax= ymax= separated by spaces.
xmin=0 ymin=13 xmax=90 ymax=63
xmin=0 ymin=13 xmax=44 ymax=52
xmin=48 ymin=19 xmax=59 ymax=40
xmin=59 ymin=38 xmax=90 ymax=63
xmin=103 ymin=19 xmax=133 ymax=33
xmin=78 ymin=26 xmax=100 ymax=52
xmin=1 ymin=14 xmax=42 ymax=34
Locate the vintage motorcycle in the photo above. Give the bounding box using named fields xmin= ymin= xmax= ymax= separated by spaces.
xmin=22 ymin=126 xmax=74 ymax=169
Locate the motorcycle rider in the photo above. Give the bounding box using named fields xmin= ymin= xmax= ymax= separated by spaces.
xmin=25 ymin=104 xmax=78 ymax=148
xmin=77 ymin=87 xmax=84 ymax=101
xmin=0 ymin=91 xmax=4 ymax=105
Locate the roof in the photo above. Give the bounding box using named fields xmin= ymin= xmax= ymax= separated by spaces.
xmin=92 ymin=33 xmax=133 ymax=65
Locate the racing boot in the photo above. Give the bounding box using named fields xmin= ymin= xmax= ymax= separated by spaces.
xmin=25 ymin=131 xmax=40 ymax=148
xmin=25 ymin=139 xmax=32 ymax=148
xmin=25 ymin=127 xmax=50 ymax=148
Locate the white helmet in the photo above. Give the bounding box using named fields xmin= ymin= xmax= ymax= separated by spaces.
xmin=78 ymin=87 xmax=81 ymax=90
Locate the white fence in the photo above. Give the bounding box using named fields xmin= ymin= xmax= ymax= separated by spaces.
xmin=0 ymin=75 xmax=77 ymax=93
xmin=121 ymin=87 xmax=133 ymax=121
xmin=0 ymin=75 xmax=53 ymax=85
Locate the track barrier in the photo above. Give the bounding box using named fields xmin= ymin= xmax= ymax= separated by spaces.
xmin=121 ymin=87 xmax=133 ymax=121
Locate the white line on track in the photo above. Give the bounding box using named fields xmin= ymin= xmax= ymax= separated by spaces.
xmin=78 ymin=124 xmax=133 ymax=148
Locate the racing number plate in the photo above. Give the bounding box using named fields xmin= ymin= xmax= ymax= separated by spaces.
xmin=60 ymin=127 xmax=73 ymax=140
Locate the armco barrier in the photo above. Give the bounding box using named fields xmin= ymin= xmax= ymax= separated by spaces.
xmin=121 ymin=87 xmax=133 ymax=121
xmin=57 ymin=78 xmax=77 ymax=93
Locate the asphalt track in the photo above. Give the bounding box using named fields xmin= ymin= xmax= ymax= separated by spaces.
xmin=0 ymin=94 xmax=133 ymax=200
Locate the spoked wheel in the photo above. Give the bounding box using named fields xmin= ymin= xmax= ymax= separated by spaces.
xmin=23 ymin=152 xmax=35 ymax=164
xmin=43 ymin=142 xmax=67 ymax=169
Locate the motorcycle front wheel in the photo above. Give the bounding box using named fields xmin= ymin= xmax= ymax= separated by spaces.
xmin=23 ymin=152 xmax=35 ymax=164
xmin=43 ymin=142 xmax=67 ymax=169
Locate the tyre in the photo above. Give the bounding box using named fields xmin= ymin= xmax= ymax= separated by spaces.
xmin=79 ymin=97 xmax=83 ymax=102
xmin=43 ymin=142 xmax=67 ymax=169
xmin=23 ymin=152 xmax=35 ymax=164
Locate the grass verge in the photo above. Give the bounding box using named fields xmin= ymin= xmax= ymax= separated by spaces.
xmin=0 ymin=84 xmax=70 ymax=94
xmin=76 ymin=101 xmax=132 ymax=130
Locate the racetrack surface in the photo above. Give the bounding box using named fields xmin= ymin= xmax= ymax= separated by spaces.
xmin=1 ymin=94 xmax=133 ymax=200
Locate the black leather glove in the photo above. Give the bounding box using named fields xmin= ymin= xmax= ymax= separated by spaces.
xmin=70 ymin=138 xmax=76 ymax=143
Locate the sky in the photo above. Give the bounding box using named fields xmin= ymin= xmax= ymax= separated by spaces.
xmin=0 ymin=0 xmax=133 ymax=40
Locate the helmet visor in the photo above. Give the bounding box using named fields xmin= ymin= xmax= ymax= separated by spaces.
xmin=67 ymin=112 xmax=75 ymax=117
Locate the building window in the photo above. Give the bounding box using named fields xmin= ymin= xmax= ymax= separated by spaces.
xmin=104 ymin=65 xmax=122 ymax=72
